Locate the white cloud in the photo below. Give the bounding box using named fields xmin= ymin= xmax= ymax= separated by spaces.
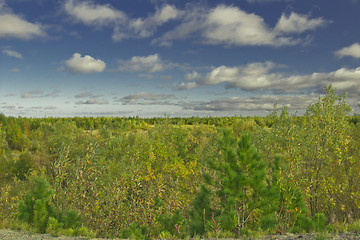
xmin=155 ymin=5 xmax=328 ymax=47
xmin=153 ymin=4 xmax=180 ymax=24
xmin=21 ymin=90 xmax=44 ymax=98
xmin=118 ymin=54 xmax=165 ymax=73
xmin=172 ymin=82 xmax=198 ymax=90
xmin=327 ymin=67 xmax=360 ymax=97
xmin=74 ymin=91 xmax=108 ymax=104
xmin=274 ymin=12 xmax=330 ymax=34
xmin=66 ymin=53 xmax=106 ymax=74
xmin=113 ymin=4 xmax=180 ymax=41
xmin=2 ymin=49 xmax=23 ymax=59
xmin=62 ymin=2 xmax=328 ymax=47
xmin=63 ymin=1 xmax=179 ymax=41
xmin=76 ymin=97 xmax=109 ymax=105
xmin=10 ymin=68 xmax=20 ymax=72
xmin=181 ymin=94 xmax=319 ymax=112
xmin=203 ymin=5 xmax=281 ymax=46
xmin=335 ymin=43 xmax=360 ymax=59
xmin=129 ymin=4 xmax=180 ymax=38
xmin=0 ymin=8 xmax=46 ymax=39
xmin=185 ymin=71 xmax=201 ymax=81
xmin=75 ymin=92 xmax=93 ymax=98
xmin=119 ymin=92 xmax=176 ymax=105
xmin=64 ymin=0 xmax=126 ymax=26
xmin=176 ymin=62 xmax=360 ymax=97
xmin=21 ymin=89 xmax=60 ymax=98
xmin=152 ymin=5 xmax=207 ymax=46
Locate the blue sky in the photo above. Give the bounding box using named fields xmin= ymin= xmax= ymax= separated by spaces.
xmin=1 ymin=0 xmax=360 ymax=117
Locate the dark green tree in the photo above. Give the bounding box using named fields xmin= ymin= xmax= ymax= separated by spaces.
xmin=191 ymin=130 xmax=280 ymax=237
xmin=18 ymin=177 xmax=56 ymax=233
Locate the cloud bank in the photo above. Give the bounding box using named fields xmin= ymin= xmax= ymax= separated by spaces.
xmin=154 ymin=5 xmax=329 ymax=47
xmin=63 ymin=1 xmax=328 ymax=47
xmin=174 ymin=62 xmax=360 ymax=97
xmin=181 ymin=94 xmax=318 ymax=112
xmin=118 ymin=92 xmax=176 ymax=105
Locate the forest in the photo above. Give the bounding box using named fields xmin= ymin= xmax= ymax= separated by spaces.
xmin=0 ymin=86 xmax=360 ymax=239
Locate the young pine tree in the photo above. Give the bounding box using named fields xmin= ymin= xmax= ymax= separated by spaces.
xmin=18 ymin=177 xmax=56 ymax=233
xmin=190 ymin=129 xmax=280 ymax=238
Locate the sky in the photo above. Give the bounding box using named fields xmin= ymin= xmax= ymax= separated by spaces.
xmin=1 ymin=0 xmax=360 ymax=118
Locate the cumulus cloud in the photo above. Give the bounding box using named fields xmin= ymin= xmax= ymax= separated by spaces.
xmin=274 ymin=12 xmax=330 ymax=34
xmin=327 ymin=67 xmax=360 ymax=97
xmin=63 ymin=1 xmax=179 ymax=41
xmin=62 ymin=2 xmax=328 ymax=47
xmin=113 ymin=4 xmax=180 ymax=41
xmin=152 ymin=4 xmax=208 ymax=46
xmin=203 ymin=5 xmax=285 ymax=46
xmin=2 ymin=49 xmax=23 ymax=59
xmin=117 ymin=92 xmax=177 ymax=105
xmin=64 ymin=0 xmax=126 ymax=26
xmin=66 ymin=53 xmax=106 ymax=74
xmin=155 ymin=5 xmax=329 ymax=47
xmin=0 ymin=5 xmax=46 ymax=39
xmin=131 ymin=4 xmax=179 ymax=37
xmin=185 ymin=71 xmax=201 ymax=81
xmin=335 ymin=43 xmax=360 ymax=59
xmin=175 ymin=61 xmax=360 ymax=97
xmin=118 ymin=54 xmax=165 ymax=73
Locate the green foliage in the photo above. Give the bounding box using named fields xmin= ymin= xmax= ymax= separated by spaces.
xmin=12 ymin=152 xmax=33 ymax=180
xmin=1 ymin=100 xmax=360 ymax=238
xmin=312 ymin=213 xmax=328 ymax=232
xmin=158 ymin=209 xmax=187 ymax=238
xmin=255 ymin=85 xmax=359 ymax=224
xmin=17 ymin=177 xmax=84 ymax=235
xmin=347 ymin=219 xmax=360 ymax=232
xmin=191 ymin=129 xmax=281 ymax=238
xmin=120 ymin=222 xmax=149 ymax=240
xmin=58 ymin=209 xmax=82 ymax=229
xmin=189 ymin=185 xmax=212 ymax=236
xmin=18 ymin=177 xmax=56 ymax=233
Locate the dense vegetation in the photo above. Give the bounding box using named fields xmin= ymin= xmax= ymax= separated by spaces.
xmin=0 ymin=86 xmax=360 ymax=238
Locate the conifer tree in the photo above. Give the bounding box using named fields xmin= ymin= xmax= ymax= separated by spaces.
xmin=18 ymin=177 xmax=56 ymax=233
xmin=190 ymin=129 xmax=280 ymax=237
